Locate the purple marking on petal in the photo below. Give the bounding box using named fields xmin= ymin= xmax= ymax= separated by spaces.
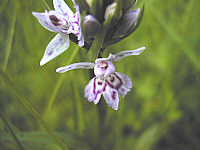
xmin=94 ymin=90 xmax=101 ymax=100
xmin=103 ymin=82 xmax=107 ymax=91
xmin=113 ymin=73 xmax=123 ymax=90
xmin=61 ymin=28 xmax=68 ymax=30
xmin=50 ymin=15 xmax=61 ymax=26
xmin=73 ymin=21 xmax=79 ymax=25
xmin=65 ymin=20 xmax=68 ymax=25
xmin=110 ymin=76 xmax=115 ymax=82
xmin=48 ymin=50 xmax=53 ymax=56
xmin=105 ymin=79 xmax=114 ymax=88
xmin=112 ymin=91 xmax=116 ymax=100
xmin=59 ymin=38 xmax=62 ymax=42
xmin=98 ymin=81 xmax=102 ymax=85
xmin=93 ymin=78 xmax=96 ymax=94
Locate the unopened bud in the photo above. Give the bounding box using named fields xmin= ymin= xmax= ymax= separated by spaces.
xmin=84 ymin=15 xmax=101 ymax=38
xmin=104 ymin=2 xmax=117 ymax=20
xmin=114 ymin=8 xmax=140 ymax=37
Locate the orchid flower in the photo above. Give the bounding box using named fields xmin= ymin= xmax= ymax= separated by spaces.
xmin=32 ymin=0 xmax=84 ymax=66
xmin=56 ymin=47 xmax=146 ymax=110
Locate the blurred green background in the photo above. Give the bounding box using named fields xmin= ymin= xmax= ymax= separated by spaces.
xmin=0 ymin=0 xmax=200 ymax=150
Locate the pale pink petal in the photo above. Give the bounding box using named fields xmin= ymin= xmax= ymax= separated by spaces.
xmin=32 ymin=11 xmax=57 ymax=32
xmin=114 ymin=72 xmax=132 ymax=89
xmin=40 ymin=34 xmax=69 ymax=66
xmin=84 ymin=77 xmax=106 ymax=104
xmin=113 ymin=47 xmax=146 ymax=62
xmin=84 ymin=78 xmax=96 ymax=101
xmin=53 ymin=0 xmax=74 ymax=18
xmin=106 ymin=72 xmax=132 ymax=98
xmin=56 ymin=62 xmax=95 ymax=73
xmin=103 ymin=84 xmax=119 ymax=110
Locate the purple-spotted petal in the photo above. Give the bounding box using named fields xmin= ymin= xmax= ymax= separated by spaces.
xmin=113 ymin=47 xmax=146 ymax=62
xmin=103 ymin=86 xmax=119 ymax=110
xmin=84 ymin=77 xmax=106 ymax=104
xmin=48 ymin=10 xmax=72 ymax=33
xmin=56 ymin=62 xmax=95 ymax=73
xmin=53 ymin=0 xmax=74 ymax=18
xmin=70 ymin=3 xmax=84 ymax=47
xmin=32 ymin=11 xmax=57 ymax=32
xmin=114 ymin=72 xmax=132 ymax=98
xmin=40 ymin=34 xmax=69 ymax=66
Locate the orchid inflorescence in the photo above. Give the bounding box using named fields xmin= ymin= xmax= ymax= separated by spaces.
xmin=32 ymin=0 xmax=145 ymax=110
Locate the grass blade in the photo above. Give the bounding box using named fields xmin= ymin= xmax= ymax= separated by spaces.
xmin=2 ymin=3 xmax=18 ymax=71
xmin=149 ymin=6 xmax=200 ymax=72
xmin=73 ymin=84 xmax=85 ymax=134
xmin=44 ymin=46 xmax=81 ymax=117
xmin=0 ymin=68 xmax=69 ymax=150
xmin=41 ymin=0 xmax=51 ymax=11
xmin=0 ymin=111 xmax=25 ymax=150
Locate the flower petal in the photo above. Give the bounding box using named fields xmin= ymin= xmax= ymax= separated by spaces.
xmin=40 ymin=34 xmax=69 ymax=66
xmin=84 ymin=78 xmax=96 ymax=101
xmin=32 ymin=11 xmax=57 ymax=32
xmin=84 ymin=77 xmax=106 ymax=104
xmin=103 ymin=84 xmax=119 ymax=110
xmin=95 ymin=54 xmax=115 ymax=64
xmin=113 ymin=47 xmax=146 ymax=62
xmin=70 ymin=2 xmax=85 ymax=47
xmin=53 ymin=0 xmax=74 ymax=18
xmin=114 ymin=72 xmax=132 ymax=98
xmin=78 ymin=34 xmax=84 ymax=47
xmin=56 ymin=62 xmax=95 ymax=73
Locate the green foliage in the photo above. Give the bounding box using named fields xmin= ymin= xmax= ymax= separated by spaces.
xmin=1 ymin=0 xmax=200 ymax=150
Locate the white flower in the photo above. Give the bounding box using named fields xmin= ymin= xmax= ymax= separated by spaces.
xmin=56 ymin=47 xmax=146 ymax=110
xmin=32 ymin=0 xmax=84 ymax=66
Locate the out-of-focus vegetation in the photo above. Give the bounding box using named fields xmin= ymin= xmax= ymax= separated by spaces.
xmin=0 ymin=0 xmax=200 ymax=150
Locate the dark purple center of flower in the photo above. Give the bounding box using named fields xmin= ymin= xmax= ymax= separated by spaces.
xmin=50 ymin=15 xmax=61 ymax=26
xmin=99 ymin=61 xmax=108 ymax=70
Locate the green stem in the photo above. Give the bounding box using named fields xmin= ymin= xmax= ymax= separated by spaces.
xmin=0 ymin=68 xmax=69 ymax=150
xmin=87 ymin=27 xmax=107 ymax=61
